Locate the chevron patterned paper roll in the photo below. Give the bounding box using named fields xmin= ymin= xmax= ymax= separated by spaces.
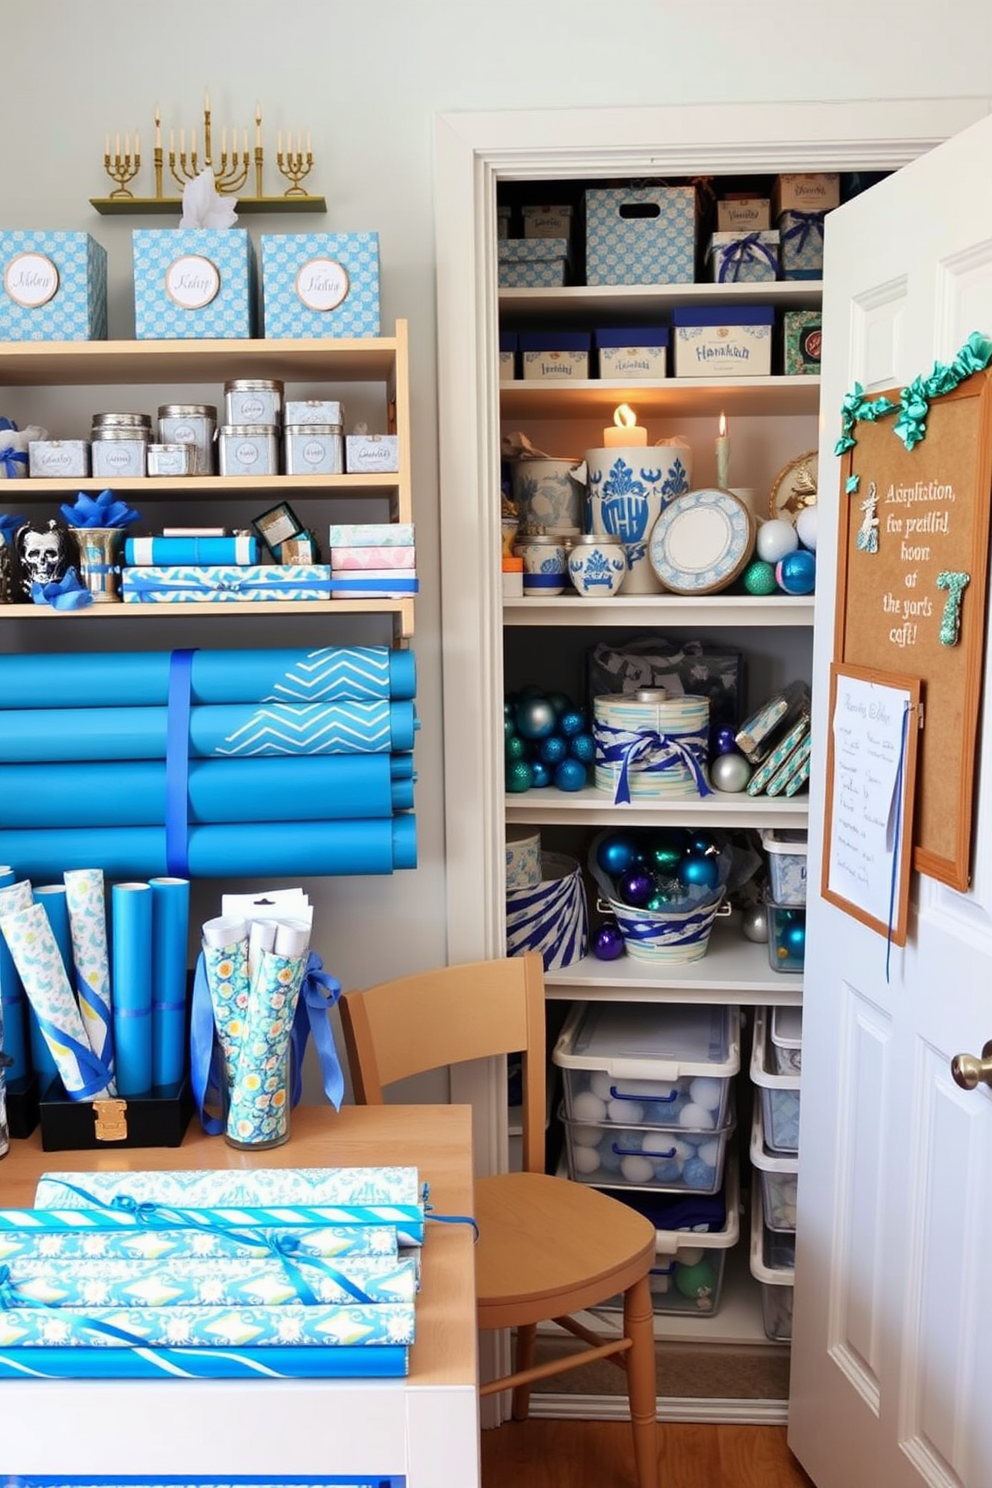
xmin=0 ymin=699 xmax=417 ymax=761
xmin=0 ymin=817 xmax=417 ymax=880
xmin=506 ymin=852 xmax=588 ymax=970
xmin=0 ymin=756 xmax=415 ymax=827
xmin=0 ymin=646 xmax=416 ymax=709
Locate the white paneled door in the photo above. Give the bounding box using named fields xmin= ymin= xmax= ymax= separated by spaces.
xmin=791 ymin=113 xmax=992 ymax=1487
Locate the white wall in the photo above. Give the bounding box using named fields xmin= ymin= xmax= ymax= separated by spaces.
xmin=1 ymin=1 xmax=990 ymax=1052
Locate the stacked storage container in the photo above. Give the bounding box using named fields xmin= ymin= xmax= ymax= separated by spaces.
xmin=749 ymin=1005 xmax=802 ymax=1340
xmin=553 ymin=1001 xmax=741 ymax=1316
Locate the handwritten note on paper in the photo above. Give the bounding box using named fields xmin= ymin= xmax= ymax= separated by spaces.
xmin=828 ymin=674 xmax=911 ymax=929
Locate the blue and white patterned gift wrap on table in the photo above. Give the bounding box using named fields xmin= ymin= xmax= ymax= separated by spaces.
xmin=585 ymin=186 xmax=696 ymax=286
xmin=132 ymin=228 xmax=257 ymax=339
xmin=121 ymin=565 xmax=333 ymax=603
xmin=0 ymin=230 xmax=107 ymax=341
xmin=0 ymin=1300 xmax=415 ymax=1348
xmin=261 ymin=233 xmax=380 ymax=338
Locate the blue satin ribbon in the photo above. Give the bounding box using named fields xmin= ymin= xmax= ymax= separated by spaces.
xmin=29 ymin=568 xmax=93 ymax=611
xmin=716 ymin=231 xmax=779 ymax=283
xmin=594 ymin=721 xmax=712 ymax=805
xmin=0 ymin=449 xmax=27 ymax=478
xmin=780 ymin=209 xmax=826 ymax=255
xmin=165 ymin=649 xmax=194 ymax=878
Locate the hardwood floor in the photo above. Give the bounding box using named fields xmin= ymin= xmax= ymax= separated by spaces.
xmin=481 ymin=1418 xmax=816 ymax=1488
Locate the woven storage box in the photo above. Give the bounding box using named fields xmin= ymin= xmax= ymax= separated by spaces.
xmin=751 ymin=1008 xmax=801 ymax=1153
xmin=506 ymin=851 xmax=587 ymax=970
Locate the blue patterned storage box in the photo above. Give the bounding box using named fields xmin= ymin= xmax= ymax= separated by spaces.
xmin=498 ymin=238 xmax=570 ymax=288
xmin=0 ymin=231 xmax=107 ymax=341
xmin=132 ymin=228 xmax=257 ymax=339
xmin=585 ymin=186 xmax=696 ymax=287
xmin=261 ymin=233 xmax=380 ymax=338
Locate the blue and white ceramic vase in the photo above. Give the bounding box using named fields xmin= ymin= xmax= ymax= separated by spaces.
xmin=584 ymin=440 xmax=693 ymax=593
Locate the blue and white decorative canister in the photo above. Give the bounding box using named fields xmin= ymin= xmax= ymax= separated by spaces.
xmin=584 ymin=438 xmax=693 ymax=594
xmin=506 ymin=851 xmax=588 ymax=970
xmin=516 ymin=533 xmax=567 ymax=597
xmin=568 ymin=533 xmax=626 ymax=597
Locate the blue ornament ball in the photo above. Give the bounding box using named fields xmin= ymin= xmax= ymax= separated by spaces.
xmin=529 ymin=759 xmax=552 ymax=788
xmin=776 ymin=547 xmax=817 ymax=595
xmin=554 ymin=757 xmax=587 ymax=792
xmin=569 ymin=731 xmax=596 ymax=764
xmin=538 ymin=734 xmax=568 ymax=766
xmin=557 ymin=708 xmax=586 ymax=738
xmin=505 ymin=759 xmax=533 ymax=793
xmin=592 ymin=920 xmax=625 ymax=961
xmin=619 ymin=869 xmax=654 ymax=907
xmin=597 ymin=835 xmax=639 ymax=877
xmin=515 ymin=696 xmax=557 ymax=740
xmin=678 ymin=853 xmax=720 ymax=891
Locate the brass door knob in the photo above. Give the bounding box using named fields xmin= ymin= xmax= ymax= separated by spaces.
xmin=950 ymin=1040 xmax=992 ymax=1091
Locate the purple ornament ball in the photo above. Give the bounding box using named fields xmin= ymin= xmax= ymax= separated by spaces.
xmin=592 ymin=920 xmax=626 ymax=961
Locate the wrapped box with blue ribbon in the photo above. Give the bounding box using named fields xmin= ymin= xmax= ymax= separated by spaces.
xmin=120 ymin=564 xmax=333 ymax=603
xmin=777 ymin=210 xmax=827 ymax=279
xmin=706 ymin=230 xmax=780 ymax=284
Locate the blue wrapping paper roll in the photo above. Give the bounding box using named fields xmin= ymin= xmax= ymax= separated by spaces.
xmin=0 ymin=755 xmax=415 ymax=827
xmin=0 ymin=866 xmax=29 ymax=1080
xmin=0 ymin=816 xmax=418 ymax=881
xmin=28 ymin=887 xmax=72 ymax=1088
xmin=0 ymin=645 xmax=417 ymax=708
xmin=111 ymin=882 xmax=153 ymax=1095
xmin=149 ymin=877 xmax=189 ymax=1088
xmin=0 ymin=1343 xmax=409 ymax=1379
xmin=0 ymin=699 xmax=418 ymax=761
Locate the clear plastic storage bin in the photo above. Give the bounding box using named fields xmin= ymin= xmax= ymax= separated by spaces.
xmin=749 ymin=1099 xmax=799 ymax=1231
xmin=749 ymin=1186 xmax=795 ymax=1341
xmin=760 ymin=828 xmax=808 ymax=905
xmin=750 ymin=1008 xmax=801 ymax=1153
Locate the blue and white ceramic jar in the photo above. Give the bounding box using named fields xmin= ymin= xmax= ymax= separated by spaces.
xmin=568 ymin=533 xmax=626 ymax=598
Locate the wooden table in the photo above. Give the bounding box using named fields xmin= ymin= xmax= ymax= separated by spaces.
xmin=0 ymin=1103 xmax=480 ymax=1487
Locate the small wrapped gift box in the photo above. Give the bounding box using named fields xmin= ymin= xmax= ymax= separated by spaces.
xmin=519 ymin=330 xmax=590 ymax=381
xmin=706 ymin=230 xmax=780 ymax=284
xmin=132 ymin=228 xmax=257 ymax=339
xmin=345 ymin=433 xmax=400 ymax=472
xmin=595 ymin=326 xmax=668 ymax=380
xmin=497 ymin=237 xmax=570 ymax=288
xmin=783 ymin=309 xmax=822 ymax=374
xmin=38 ymin=1076 xmax=193 ymax=1152
xmin=777 ymin=210 xmax=828 ymax=279
xmin=261 ymin=232 xmax=380 ymax=338
xmin=585 ymin=185 xmax=696 ymax=287
xmin=0 ymin=230 xmax=107 ymax=341
xmin=672 ymin=305 xmax=774 ymax=377
xmin=121 ymin=564 xmax=332 ymax=603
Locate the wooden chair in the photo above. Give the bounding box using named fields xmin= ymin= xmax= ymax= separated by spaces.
xmin=339 ymin=953 xmax=659 ymax=1488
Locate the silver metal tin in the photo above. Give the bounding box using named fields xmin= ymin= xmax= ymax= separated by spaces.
xmin=158 ymin=405 xmax=217 ymax=475
xmin=284 ymin=423 xmax=344 ymax=476
xmin=28 ymin=440 xmax=90 ymax=478
xmin=91 ymin=429 xmax=148 ymax=478
xmin=224 ymin=380 xmax=284 ymax=426
xmin=146 ymin=443 xmax=194 ymax=478
xmin=218 ymin=424 xmax=280 ymax=477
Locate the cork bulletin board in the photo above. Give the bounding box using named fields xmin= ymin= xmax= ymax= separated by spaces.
xmin=834 ymin=369 xmax=992 ymax=891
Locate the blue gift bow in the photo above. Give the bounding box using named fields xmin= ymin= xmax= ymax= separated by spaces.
xmin=779 ymin=209 xmax=826 ymax=256
xmin=593 ymin=720 xmax=713 ymax=805
xmin=190 ymin=949 xmax=344 ymax=1138
xmin=716 ymin=232 xmax=779 ymax=283
xmin=29 ymin=567 xmax=93 ymax=611
xmin=126 ymin=570 xmax=333 ymax=599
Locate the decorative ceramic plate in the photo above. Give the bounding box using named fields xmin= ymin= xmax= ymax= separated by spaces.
xmin=769 ymin=449 xmax=818 ymax=522
xmin=648 ymin=487 xmax=755 ymax=595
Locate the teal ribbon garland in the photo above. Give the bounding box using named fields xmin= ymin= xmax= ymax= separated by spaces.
xmin=836 ymin=330 xmax=992 ymax=455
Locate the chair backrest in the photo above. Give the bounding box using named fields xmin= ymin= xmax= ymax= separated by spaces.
xmin=339 ymin=953 xmax=547 ymax=1174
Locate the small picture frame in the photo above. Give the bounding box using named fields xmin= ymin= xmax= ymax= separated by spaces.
xmin=252 ymin=500 xmax=306 ymax=556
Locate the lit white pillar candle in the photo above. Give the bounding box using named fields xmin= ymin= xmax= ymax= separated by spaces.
xmin=603 ymin=403 xmax=647 ymax=448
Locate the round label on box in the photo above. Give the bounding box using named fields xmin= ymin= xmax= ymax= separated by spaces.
xmin=4 ymin=252 xmax=59 ymax=308
xmin=165 ymin=254 xmax=221 ymax=310
xmin=295 ymin=256 xmax=350 ymax=312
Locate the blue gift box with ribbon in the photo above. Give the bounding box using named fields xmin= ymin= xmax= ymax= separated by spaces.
xmin=777 ymin=210 xmax=826 ymax=280
xmin=0 ymin=230 xmax=107 ymax=341
xmin=706 ymin=230 xmax=780 ymax=284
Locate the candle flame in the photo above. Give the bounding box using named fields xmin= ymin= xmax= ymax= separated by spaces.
xmin=613 ymin=404 xmax=638 ymax=431
xmin=719 ymin=412 xmax=727 ymax=438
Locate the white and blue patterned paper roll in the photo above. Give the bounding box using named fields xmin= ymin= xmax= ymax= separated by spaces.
xmin=506 ymin=852 xmax=587 ymax=970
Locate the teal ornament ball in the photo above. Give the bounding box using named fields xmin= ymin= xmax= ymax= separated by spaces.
xmin=776 ymin=548 xmax=816 ymax=595
xmin=538 ymin=734 xmax=568 ymax=766
xmin=569 ymin=732 xmax=596 ymax=764
xmin=530 ymin=759 xmax=552 ymax=788
xmin=679 ymin=853 xmax=720 ymax=891
xmin=554 ymin=757 xmax=587 ymax=792
xmin=597 ymin=834 xmax=639 ymax=877
xmin=709 ymin=751 xmax=751 ymax=793
xmin=515 ymin=696 xmax=557 ymax=740
xmin=505 ymin=759 xmax=533 ymax=793
xmin=742 ymin=558 xmax=777 ymax=596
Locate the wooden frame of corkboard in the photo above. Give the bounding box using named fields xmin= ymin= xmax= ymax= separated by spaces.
xmin=834 ymin=368 xmax=992 ymax=890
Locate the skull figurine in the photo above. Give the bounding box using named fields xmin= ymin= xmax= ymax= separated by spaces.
xmin=14 ymin=519 xmax=71 ymax=598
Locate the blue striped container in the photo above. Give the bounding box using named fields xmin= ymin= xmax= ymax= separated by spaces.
xmin=506 ymin=852 xmax=587 ymax=970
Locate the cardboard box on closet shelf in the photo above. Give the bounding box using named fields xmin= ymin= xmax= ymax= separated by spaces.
xmin=0 ymin=230 xmax=107 ymax=341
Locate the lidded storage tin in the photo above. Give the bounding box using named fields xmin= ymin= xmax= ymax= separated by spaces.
xmin=224 ymin=379 xmax=284 ymax=426
xmin=158 ymin=403 xmax=217 ymax=475
xmin=218 ymin=424 xmax=280 ymax=476
xmin=284 ymin=422 xmax=344 ymax=476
